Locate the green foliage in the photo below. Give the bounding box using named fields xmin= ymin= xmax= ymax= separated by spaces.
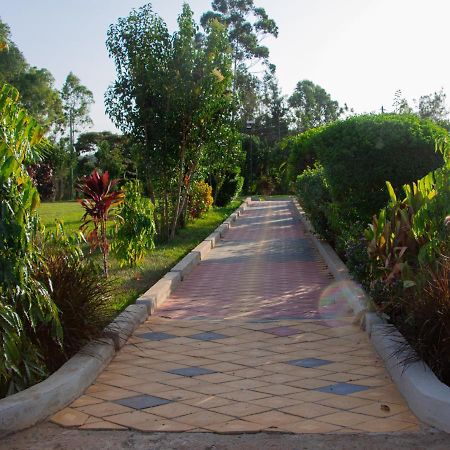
xmin=0 ymin=20 xmax=63 ymax=132
xmin=289 ymin=80 xmax=346 ymax=133
xmin=316 ymin=114 xmax=446 ymax=221
xmin=112 ymin=180 xmax=156 ymax=267
xmin=188 ymin=181 xmax=213 ymax=219
xmin=0 ymin=84 xmax=61 ymax=397
xmin=366 ymin=140 xmax=450 ymax=285
xmin=295 ymin=164 xmax=334 ymax=242
xmin=34 ymin=224 xmax=115 ymax=371
xmin=282 ymin=127 xmax=325 ymax=189
xmin=106 ymin=4 xmax=236 ymax=239
xmin=214 ymin=171 xmax=244 ymax=206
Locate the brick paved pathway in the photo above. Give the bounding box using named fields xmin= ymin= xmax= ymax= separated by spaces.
xmin=52 ymin=201 xmax=421 ymax=434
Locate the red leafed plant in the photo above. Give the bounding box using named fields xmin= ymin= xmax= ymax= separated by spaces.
xmin=77 ymin=170 xmax=124 ymax=277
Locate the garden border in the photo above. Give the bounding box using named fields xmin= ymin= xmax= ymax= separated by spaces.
xmin=0 ymin=197 xmax=252 ymax=436
xmin=292 ymin=197 xmax=450 ymax=433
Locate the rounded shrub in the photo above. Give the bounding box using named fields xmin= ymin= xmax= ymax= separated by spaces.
xmin=315 ymin=114 xmax=446 ymax=220
xmin=214 ymin=171 xmax=244 ymax=207
xmin=282 ymin=126 xmax=325 ymax=188
xmin=188 ymin=180 xmax=213 ymax=219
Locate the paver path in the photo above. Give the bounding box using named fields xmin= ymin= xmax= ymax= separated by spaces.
xmin=52 ymin=201 xmax=421 ymax=434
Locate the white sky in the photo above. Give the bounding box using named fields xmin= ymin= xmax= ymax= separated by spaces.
xmin=2 ymin=0 xmax=450 ymax=132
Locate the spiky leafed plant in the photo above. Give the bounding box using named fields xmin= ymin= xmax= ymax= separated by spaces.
xmin=77 ymin=169 xmax=124 ymax=276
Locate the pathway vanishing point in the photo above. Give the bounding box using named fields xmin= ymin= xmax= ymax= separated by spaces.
xmin=51 ymin=200 xmax=421 ymax=434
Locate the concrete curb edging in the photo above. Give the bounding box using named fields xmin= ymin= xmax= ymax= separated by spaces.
xmin=292 ymin=196 xmax=450 ymax=433
xmin=0 ymin=197 xmax=252 ymax=436
xmin=291 ymin=198 xmax=369 ymax=324
xmin=371 ymin=325 xmax=450 ymax=433
xmin=0 ymin=338 xmax=114 ymax=435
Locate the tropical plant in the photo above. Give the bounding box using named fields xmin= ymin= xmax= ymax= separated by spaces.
xmin=188 ymin=180 xmax=213 ymax=219
xmin=365 ymin=139 xmax=450 ymax=285
xmin=112 ymin=180 xmax=156 ymax=267
xmin=77 ymin=169 xmax=124 ymax=276
xmin=0 ymin=83 xmax=61 ymax=397
xmin=27 ymin=163 xmax=55 ymax=200
xmin=33 ymin=223 xmax=115 ymax=371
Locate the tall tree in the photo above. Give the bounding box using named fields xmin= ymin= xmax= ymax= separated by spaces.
xmin=201 ymin=0 xmax=278 ymax=71
xmin=392 ymin=89 xmax=413 ymax=114
xmin=106 ymin=3 xmax=236 ymax=239
xmin=416 ymin=88 xmax=449 ymax=123
xmin=0 ymin=19 xmax=63 ymax=132
xmin=289 ymin=80 xmax=346 ymax=132
xmin=61 ymin=72 xmax=94 ymax=197
xmin=200 ymin=0 xmax=278 ymax=123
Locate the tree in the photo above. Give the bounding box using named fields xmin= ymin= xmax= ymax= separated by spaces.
xmin=416 ymin=89 xmax=449 ymax=123
xmin=392 ymin=89 xmax=413 ymax=114
xmin=289 ymin=80 xmax=346 ymax=132
xmin=0 ymin=19 xmax=27 ymax=83
xmin=13 ymin=67 xmax=63 ymax=129
xmin=61 ymin=72 xmax=94 ymax=198
xmin=106 ymin=4 xmax=236 ymax=239
xmin=0 ymin=19 xmax=63 ymax=133
xmin=200 ymin=0 xmax=278 ymax=124
xmin=258 ymin=67 xmax=290 ymax=145
xmin=201 ymin=0 xmax=278 ymax=71
xmin=61 ymin=72 xmax=94 ymax=147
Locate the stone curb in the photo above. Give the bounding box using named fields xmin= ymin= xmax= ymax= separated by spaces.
xmin=371 ymin=325 xmax=450 ymax=433
xmin=0 ymin=197 xmax=251 ymax=435
xmin=292 ymin=196 xmax=450 ymax=433
xmin=291 ymin=198 xmax=369 ymax=324
xmin=0 ymin=338 xmax=114 ymax=436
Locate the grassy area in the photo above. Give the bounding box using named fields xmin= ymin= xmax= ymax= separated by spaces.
xmin=38 ymin=200 xmax=241 ymax=311
xmin=39 ymin=201 xmax=84 ymax=233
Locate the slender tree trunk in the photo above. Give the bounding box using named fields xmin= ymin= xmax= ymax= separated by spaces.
xmin=101 ymin=218 xmax=108 ymax=277
xmin=170 ymin=140 xmax=186 ymax=240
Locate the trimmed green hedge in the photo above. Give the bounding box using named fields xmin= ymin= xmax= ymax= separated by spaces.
xmin=316 ymin=114 xmax=446 ymax=220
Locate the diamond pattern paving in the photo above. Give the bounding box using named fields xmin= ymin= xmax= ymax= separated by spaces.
xmin=316 ymin=383 xmax=370 ymax=396
xmin=52 ymin=201 xmax=422 ymax=434
xmin=287 ymin=358 xmax=333 ymax=368
xmin=167 ymin=367 xmax=216 ymax=377
xmin=114 ymin=394 xmax=172 ymax=409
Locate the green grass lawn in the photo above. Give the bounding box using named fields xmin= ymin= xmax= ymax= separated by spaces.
xmin=39 ymin=201 xmax=85 ymax=233
xmin=38 ymin=200 xmax=240 ymax=311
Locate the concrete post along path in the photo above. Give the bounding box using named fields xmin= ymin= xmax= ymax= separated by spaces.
xmin=51 ymin=200 xmax=422 ymax=434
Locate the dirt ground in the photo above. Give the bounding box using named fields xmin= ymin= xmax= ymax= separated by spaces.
xmin=2 ymin=423 xmax=450 ymax=450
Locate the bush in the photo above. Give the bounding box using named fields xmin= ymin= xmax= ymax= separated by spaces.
xmin=296 ymin=164 xmax=334 ymax=242
xmin=316 ymin=114 xmax=446 ymax=221
xmin=214 ymin=171 xmax=244 ymax=207
xmin=112 ymin=179 xmax=156 ymax=267
xmin=282 ymin=127 xmax=324 ymax=189
xmin=1 ymin=84 xmax=61 ymax=397
xmin=34 ymin=225 xmax=115 ymax=372
xmin=375 ymin=256 xmax=450 ymax=385
xmin=188 ymin=180 xmax=213 ymax=219
xmin=27 ymin=163 xmax=55 ymax=201
xmin=366 ymin=141 xmax=449 ymax=285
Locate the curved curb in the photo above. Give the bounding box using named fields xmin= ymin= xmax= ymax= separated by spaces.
xmin=0 ymin=338 xmax=114 ymax=436
xmin=0 ymin=197 xmax=252 ymax=436
xmin=371 ymin=325 xmax=450 ymax=433
xmin=292 ymin=197 xmax=450 ymax=433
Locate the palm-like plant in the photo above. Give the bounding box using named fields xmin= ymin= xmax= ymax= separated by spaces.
xmin=77 ymin=170 xmax=124 ymax=276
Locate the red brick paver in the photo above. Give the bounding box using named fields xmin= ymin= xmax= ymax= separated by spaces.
xmin=157 ymin=201 xmax=342 ymax=321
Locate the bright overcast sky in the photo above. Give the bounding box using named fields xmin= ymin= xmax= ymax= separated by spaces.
xmin=2 ymin=0 xmax=450 ymax=132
